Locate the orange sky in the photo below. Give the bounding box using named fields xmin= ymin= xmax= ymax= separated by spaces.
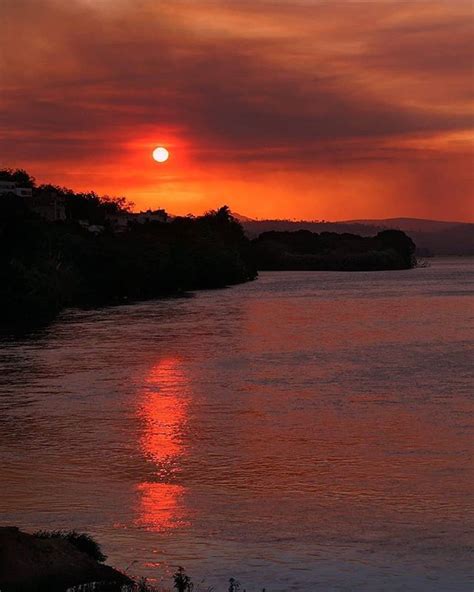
xmin=1 ymin=0 xmax=473 ymax=220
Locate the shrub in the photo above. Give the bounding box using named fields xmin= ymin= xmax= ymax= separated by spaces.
xmin=33 ymin=530 xmax=107 ymax=562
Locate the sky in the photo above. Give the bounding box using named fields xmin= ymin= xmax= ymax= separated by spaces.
xmin=1 ymin=0 xmax=473 ymax=220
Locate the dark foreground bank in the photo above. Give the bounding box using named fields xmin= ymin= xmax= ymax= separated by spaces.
xmin=0 ymin=527 xmax=131 ymax=591
xmin=0 ymin=528 xmax=261 ymax=592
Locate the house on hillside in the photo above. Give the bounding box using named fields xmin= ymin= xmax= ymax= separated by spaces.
xmin=0 ymin=180 xmax=33 ymax=198
xmin=106 ymin=211 xmax=135 ymax=231
xmin=107 ymin=208 xmax=168 ymax=231
xmin=31 ymin=190 xmax=66 ymax=222
xmin=134 ymin=209 xmax=168 ymax=224
xmin=0 ymin=181 xmax=66 ymax=221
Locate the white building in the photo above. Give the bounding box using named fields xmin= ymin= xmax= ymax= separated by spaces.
xmin=0 ymin=181 xmax=66 ymax=221
xmin=0 ymin=180 xmax=33 ymax=198
xmin=107 ymin=209 xmax=168 ymax=231
xmin=134 ymin=209 xmax=168 ymax=224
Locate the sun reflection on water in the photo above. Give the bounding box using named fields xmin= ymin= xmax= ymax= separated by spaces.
xmin=136 ymin=358 xmax=190 ymax=531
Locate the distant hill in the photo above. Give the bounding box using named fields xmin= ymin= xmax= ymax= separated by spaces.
xmin=238 ymin=216 xmax=474 ymax=256
xmin=341 ymin=218 xmax=467 ymax=233
xmin=232 ymin=212 xmax=256 ymax=223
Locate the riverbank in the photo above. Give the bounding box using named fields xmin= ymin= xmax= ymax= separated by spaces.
xmin=1 ymin=168 xmax=420 ymax=330
xmin=0 ymin=200 xmax=256 ymax=326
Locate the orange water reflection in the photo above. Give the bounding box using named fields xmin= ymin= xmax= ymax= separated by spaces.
xmin=136 ymin=358 xmax=190 ymax=531
xmin=135 ymin=482 xmax=187 ymax=531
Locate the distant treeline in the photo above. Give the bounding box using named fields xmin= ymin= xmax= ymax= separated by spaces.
xmin=0 ymin=169 xmax=256 ymax=325
xmin=252 ymin=229 xmax=416 ymax=271
xmin=242 ymin=218 xmax=474 ymax=257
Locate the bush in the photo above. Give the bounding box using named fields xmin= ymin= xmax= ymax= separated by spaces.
xmin=33 ymin=530 xmax=107 ymax=562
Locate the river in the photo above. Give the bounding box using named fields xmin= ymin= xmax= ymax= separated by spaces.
xmin=0 ymin=258 xmax=472 ymax=591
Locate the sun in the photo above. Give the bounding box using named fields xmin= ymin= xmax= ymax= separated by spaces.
xmin=152 ymin=146 xmax=170 ymax=163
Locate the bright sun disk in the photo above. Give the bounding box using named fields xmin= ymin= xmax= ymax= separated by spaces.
xmin=152 ymin=146 xmax=169 ymax=163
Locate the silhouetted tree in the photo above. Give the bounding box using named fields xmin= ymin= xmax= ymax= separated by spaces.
xmin=0 ymin=167 xmax=36 ymax=187
xmin=252 ymin=228 xmax=416 ymax=271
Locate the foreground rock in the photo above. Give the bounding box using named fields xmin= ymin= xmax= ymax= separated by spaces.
xmin=0 ymin=527 xmax=131 ymax=592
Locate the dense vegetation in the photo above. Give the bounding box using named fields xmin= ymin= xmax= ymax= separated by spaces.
xmin=252 ymin=229 xmax=416 ymax=271
xmin=0 ymin=169 xmax=256 ymax=326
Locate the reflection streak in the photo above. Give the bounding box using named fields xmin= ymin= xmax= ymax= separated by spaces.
xmin=136 ymin=358 xmax=190 ymax=531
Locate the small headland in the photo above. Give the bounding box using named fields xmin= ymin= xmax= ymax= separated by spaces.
xmin=0 ymin=527 xmax=131 ymax=591
xmin=252 ymin=229 xmax=417 ymax=271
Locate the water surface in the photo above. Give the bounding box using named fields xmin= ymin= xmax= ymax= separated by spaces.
xmin=0 ymin=258 xmax=473 ymax=591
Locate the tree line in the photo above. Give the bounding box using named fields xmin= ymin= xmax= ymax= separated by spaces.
xmin=0 ymin=169 xmax=256 ymax=325
xmin=252 ymin=229 xmax=416 ymax=271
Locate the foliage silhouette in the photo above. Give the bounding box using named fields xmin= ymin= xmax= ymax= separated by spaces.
xmin=0 ymin=167 xmax=35 ymax=187
xmin=33 ymin=530 xmax=107 ymax=562
xmin=0 ymin=170 xmax=256 ymax=325
xmin=174 ymin=566 xmax=194 ymax=592
xmin=252 ymin=228 xmax=416 ymax=271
